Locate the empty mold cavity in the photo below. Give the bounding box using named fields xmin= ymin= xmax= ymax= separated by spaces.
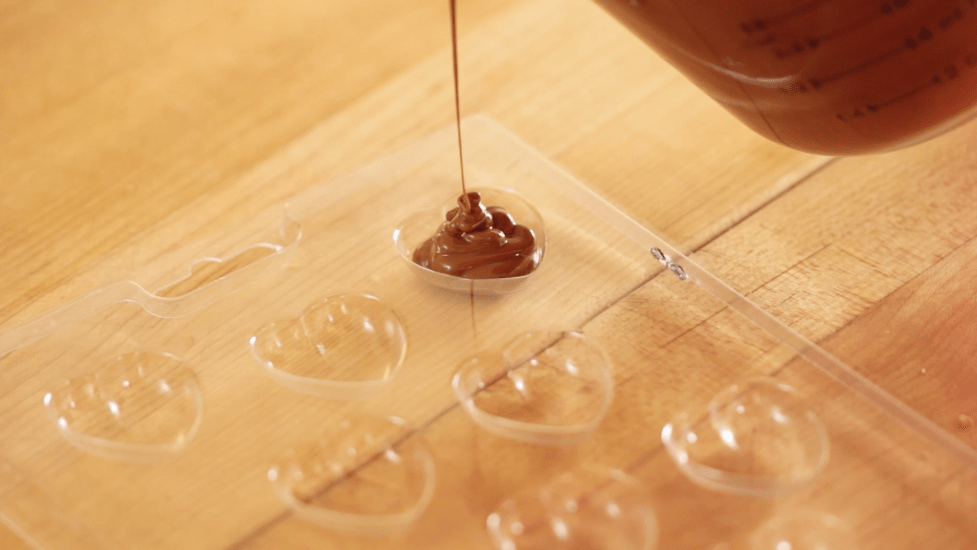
xmin=661 ymin=378 xmax=829 ymax=497
xmin=452 ymin=330 xmax=613 ymax=445
xmin=486 ymin=467 xmax=657 ymax=550
xmin=749 ymin=509 xmax=855 ymax=550
xmin=43 ymin=352 xmax=203 ymax=462
xmin=153 ymin=244 xmax=281 ymax=298
xmin=250 ymin=294 xmax=407 ymax=399
xmin=267 ymin=415 xmax=435 ymax=536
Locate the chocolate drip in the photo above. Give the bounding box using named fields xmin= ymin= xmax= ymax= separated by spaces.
xmin=412 ymin=192 xmax=539 ymax=279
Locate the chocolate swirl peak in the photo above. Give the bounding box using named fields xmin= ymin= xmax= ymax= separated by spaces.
xmin=412 ymin=192 xmax=540 ymax=279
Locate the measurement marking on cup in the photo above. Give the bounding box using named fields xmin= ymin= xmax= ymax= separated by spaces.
xmin=809 ymin=44 xmax=905 ymax=89
xmin=769 ymin=6 xmax=901 ymax=59
xmin=806 ymin=0 xmax=976 ymax=88
xmin=743 ymin=0 xmax=912 ymax=56
xmin=836 ymin=50 xmax=976 ymax=121
xmin=813 ymin=12 xmax=877 ymax=45
xmin=748 ymin=0 xmax=975 ymax=62
xmin=865 ymin=82 xmax=931 ymax=113
xmin=807 ymin=1 xmax=916 ymax=52
xmin=739 ymin=0 xmax=830 ymax=33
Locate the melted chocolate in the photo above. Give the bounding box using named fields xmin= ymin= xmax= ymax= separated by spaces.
xmin=412 ymin=191 xmax=539 ymax=279
xmin=417 ymin=1 xmax=540 ymax=282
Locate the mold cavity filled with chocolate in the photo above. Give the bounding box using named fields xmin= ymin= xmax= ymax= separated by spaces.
xmin=412 ymin=191 xmax=541 ymax=279
xmin=395 ymin=0 xmax=543 ymax=294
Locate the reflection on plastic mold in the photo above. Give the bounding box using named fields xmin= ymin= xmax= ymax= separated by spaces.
xmin=250 ymin=294 xmax=407 ymax=399
xmin=267 ymin=415 xmax=435 ymax=536
xmin=452 ymin=330 xmax=613 ymax=445
xmin=392 ymin=187 xmax=546 ymax=296
xmin=153 ymin=243 xmax=282 ymax=299
xmin=151 ymin=211 xmax=302 ymax=301
xmin=43 ymin=352 xmax=203 ymax=462
xmin=661 ymin=378 xmax=829 ymax=498
xmin=486 ymin=467 xmax=657 ymax=550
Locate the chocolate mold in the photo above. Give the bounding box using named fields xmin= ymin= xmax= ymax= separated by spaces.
xmin=267 ymin=415 xmax=435 ymax=536
xmin=1 ymin=115 xmax=971 ymax=550
xmin=43 ymin=352 xmax=203 ymax=462
xmin=452 ymin=330 xmax=613 ymax=445
xmin=749 ymin=509 xmax=855 ymax=550
xmin=0 ymin=213 xmax=300 ymax=357
xmin=249 ymin=294 xmax=408 ymax=399
xmin=393 ymin=187 xmax=545 ymax=296
xmin=661 ymin=378 xmax=830 ymax=497
xmin=486 ymin=467 xmax=658 ymax=550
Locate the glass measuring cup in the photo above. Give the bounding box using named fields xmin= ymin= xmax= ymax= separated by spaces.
xmin=595 ymin=0 xmax=977 ymax=154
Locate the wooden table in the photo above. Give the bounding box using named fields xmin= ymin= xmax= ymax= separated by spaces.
xmin=2 ymin=1 xmax=975 ymax=548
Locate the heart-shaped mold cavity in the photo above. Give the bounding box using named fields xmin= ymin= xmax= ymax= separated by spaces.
xmin=43 ymin=352 xmax=203 ymax=462
xmin=486 ymin=467 xmax=658 ymax=550
xmin=661 ymin=378 xmax=829 ymax=497
xmin=249 ymin=294 xmax=407 ymax=399
xmin=749 ymin=509 xmax=854 ymax=550
xmin=267 ymin=415 xmax=435 ymax=536
xmin=393 ymin=187 xmax=545 ymax=296
xmin=452 ymin=330 xmax=613 ymax=445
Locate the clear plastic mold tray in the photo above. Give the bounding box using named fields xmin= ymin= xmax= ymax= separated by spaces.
xmin=0 ymin=116 xmax=974 ymax=550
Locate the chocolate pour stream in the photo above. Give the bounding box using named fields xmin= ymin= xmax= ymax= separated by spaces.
xmin=449 ymin=0 xmax=468 ymax=205
xmin=411 ymin=0 xmax=541 ymax=282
